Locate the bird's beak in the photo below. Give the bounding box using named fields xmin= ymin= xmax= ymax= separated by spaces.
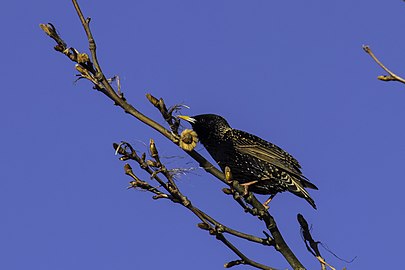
xmin=178 ymin=115 xmax=196 ymax=124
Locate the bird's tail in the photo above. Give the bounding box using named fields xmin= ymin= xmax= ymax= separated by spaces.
xmin=303 ymin=194 xmax=317 ymax=210
xmin=285 ymin=174 xmax=317 ymax=209
xmin=300 ymin=178 xmax=319 ymax=190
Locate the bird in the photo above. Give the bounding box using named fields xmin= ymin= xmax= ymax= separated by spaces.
xmin=178 ymin=114 xmax=318 ymax=209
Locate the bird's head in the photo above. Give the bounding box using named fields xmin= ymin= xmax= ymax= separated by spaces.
xmin=178 ymin=114 xmax=231 ymax=141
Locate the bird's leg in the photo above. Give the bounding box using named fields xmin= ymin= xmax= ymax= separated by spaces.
xmin=262 ymin=194 xmax=276 ymax=210
xmin=240 ymin=181 xmax=258 ymax=196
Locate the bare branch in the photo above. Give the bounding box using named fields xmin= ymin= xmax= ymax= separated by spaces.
xmin=124 ymin=163 xmax=171 ymax=199
xmin=40 ymin=1 xmax=313 ymax=269
xmin=116 ymin=141 xmax=277 ymax=269
xmin=298 ymin=214 xmax=336 ymax=270
xmin=363 ymin=45 xmax=405 ymax=84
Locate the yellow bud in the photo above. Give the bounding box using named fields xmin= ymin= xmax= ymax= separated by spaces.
xmin=77 ymin=53 xmax=89 ymax=64
xmin=224 ymin=166 xmax=232 ymax=182
xmin=146 ymin=93 xmax=159 ymax=107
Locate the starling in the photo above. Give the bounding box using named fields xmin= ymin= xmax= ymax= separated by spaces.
xmin=179 ymin=114 xmax=318 ymax=209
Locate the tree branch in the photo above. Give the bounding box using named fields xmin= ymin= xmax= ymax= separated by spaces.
xmin=40 ymin=1 xmax=309 ymax=268
xmin=363 ymin=45 xmax=405 ymax=84
xmin=116 ymin=141 xmax=277 ymax=269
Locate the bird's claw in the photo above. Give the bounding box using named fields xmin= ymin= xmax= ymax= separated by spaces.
xmin=262 ymin=194 xmax=275 ymax=210
xmin=240 ymin=181 xmax=258 ymax=196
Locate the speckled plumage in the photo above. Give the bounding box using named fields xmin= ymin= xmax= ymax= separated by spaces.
xmin=186 ymin=114 xmax=318 ymax=209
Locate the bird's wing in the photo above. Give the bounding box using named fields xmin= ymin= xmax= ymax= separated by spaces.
xmin=232 ymin=129 xmax=303 ymax=177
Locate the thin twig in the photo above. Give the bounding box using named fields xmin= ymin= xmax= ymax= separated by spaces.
xmin=193 ymin=207 xmax=274 ymax=246
xmin=298 ymin=214 xmax=336 ymax=270
xmin=71 ymin=0 xmax=103 ymax=81
xmin=216 ymin=233 xmax=277 ymax=270
xmin=363 ymin=45 xmax=405 ymax=84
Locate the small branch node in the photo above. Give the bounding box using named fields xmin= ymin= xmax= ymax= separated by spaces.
xmin=224 ymin=260 xmax=244 ymax=268
xmin=124 ymin=163 xmax=133 ymax=176
xmin=140 ymin=153 xmax=147 ymax=168
xmin=149 ymin=139 xmax=159 ymax=160
xmin=152 ymin=194 xmax=169 ymax=200
xmin=262 ymin=231 xmax=275 ymax=246
xmin=146 ymin=160 xmax=159 ymax=168
xmin=39 ymin=23 xmax=67 ymax=50
xmin=77 ymin=52 xmax=90 ymax=64
xmin=215 ymin=225 xmax=225 ymax=234
xmin=197 ymin=222 xmax=211 ymax=231
xmin=377 ymin=75 xmax=396 ymax=81
xmin=146 ymin=93 xmax=181 ymax=135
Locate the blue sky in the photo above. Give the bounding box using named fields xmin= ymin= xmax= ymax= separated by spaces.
xmin=1 ymin=1 xmax=405 ymax=269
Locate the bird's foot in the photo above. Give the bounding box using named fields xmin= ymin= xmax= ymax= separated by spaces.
xmin=262 ymin=194 xmax=276 ymax=210
xmin=240 ymin=181 xmax=258 ymax=196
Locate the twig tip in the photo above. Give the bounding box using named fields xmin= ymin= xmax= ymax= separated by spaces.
xmin=362 ymin=44 xmax=370 ymax=52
